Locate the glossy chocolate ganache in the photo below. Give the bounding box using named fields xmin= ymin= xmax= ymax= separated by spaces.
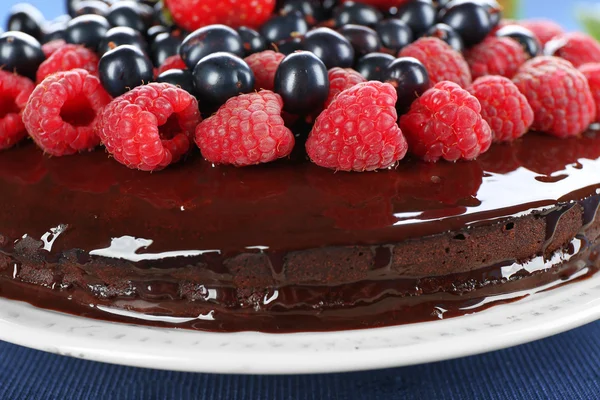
xmin=1 ymin=129 xmax=600 ymax=332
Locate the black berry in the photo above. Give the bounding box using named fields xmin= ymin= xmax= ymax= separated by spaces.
xmin=495 ymin=25 xmax=541 ymax=58
xmin=6 ymin=3 xmax=45 ymax=40
xmin=106 ymin=1 xmax=146 ymax=32
xmin=99 ymin=44 xmax=154 ymax=97
xmin=394 ymin=0 xmax=436 ymax=36
xmin=192 ymin=52 xmax=254 ymax=108
xmin=65 ymin=14 xmax=111 ymax=50
xmin=0 ymin=31 xmax=45 ymax=80
xmin=338 ymin=24 xmax=381 ymax=58
xmin=278 ymin=0 xmax=324 ymax=23
xmin=384 ymin=57 xmax=430 ymax=113
xmin=260 ymin=11 xmax=309 ymax=44
xmin=355 ymin=52 xmax=395 ymax=81
xmin=478 ymin=0 xmax=502 ymax=28
xmin=303 ymin=27 xmax=354 ymax=69
xmin=72 ymin=1 xmax=109 ymax=17
xmin=180 ymin=25 xmax=244 ymax=70
xmin=333 ymin=1 xmax=383 ymax=27
xmin=438 ymin=0 xmax=493 ymax=47
xmin=274 ymin=37 xmax=304 ymax=55
xmin=147 ymin=25 xmax=169 ymax=42
xmin=42 ymin=17 xmax=70 ymax=43
xmin=157 ymin=69 xmax=196 ymax=97
xmin=424 ymin=23 xmax=464 ymax=52
xmin=274 ymin=51 xmax=329 ymax=114
xmin=375 ymin=19 xmax=413 ymax=52
xmin=151 ymin=31 xmax=182 ymax=66
xmin=237 ymin=26 xmax=267 ymax=56
xmin=98 ymin=26 xmax=148 ymax=56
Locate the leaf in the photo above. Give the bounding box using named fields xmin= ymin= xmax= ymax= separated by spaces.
xmin=576 ymin=3 xmax=600 ymax=41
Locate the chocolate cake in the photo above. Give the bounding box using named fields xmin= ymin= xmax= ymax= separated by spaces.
xmin=1 ymin=128 xmax=600 ymax=332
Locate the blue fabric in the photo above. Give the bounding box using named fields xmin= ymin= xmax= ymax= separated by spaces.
xmin=2 ymin=1 xmax=600 ymax=399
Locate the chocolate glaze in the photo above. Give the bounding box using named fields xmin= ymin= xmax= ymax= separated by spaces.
xmin=1 ymin=129 xmax=600 ymax=332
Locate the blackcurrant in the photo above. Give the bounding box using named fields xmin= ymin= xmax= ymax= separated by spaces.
xmin=338 ymin=24 xmax=381 ymax=57
xmin=495 ymin=25 xmax=541 ymax=58
xmin=384 ymin=57 xmax=430 ymax=113
xmin=424 ymin=23 xmax=464 ymax=52
xmin=99 ymin=44 xmax=154 ymax=97
xmin=478 ymin=0 xmax=502 ymax=28
xmin=180 ymin=25 xmax=244 ymax=70
xmin=394 ymin=0 xmax=436 ymax=36
xmin=355 ymin=52 xmax=395 ymax=81
xmin=192 ymin=52 xmax=255 ymax=108
xmin=72 ymin=1 xmax=109 ymax=17
xmin=6 ymin=3 xmax=46 ymax=40
xmin=98 ymin=26 xmax=148 ymax=56
xmin=303 ymin=27 xmax=354 ymax=68
xmin=151 ymin=31 xmax=182 ymax=66
xmin=274 ymin=51 xmax=329 ymax=114
xmin=237 ymin=26 xmax=267 ymax=56
xmin=278 ymin=0 xmax=324 ymax=23
xmin=274 ymin=37 xmax=304 ymax=55
xmin=0 ymin=31 xmax=45 ymax=80
xmin=260 ymin=11 xmax=309 ymax=44
xmin=438 ymin=0 xmax=493 ymax=47
xmin=106 ymin=1 xmax=146 ymax=32
xmin=375 ymin=19 xmax=413 ymax=52
xmin=42 ymin=17 xmax=70 ymax=43
xmin=65 ymin=14 xmax=111 ymax=50
xmin=147 ymin=25 xmax=168 ymax=42
xmin=333 ymin=2 xmax=382 ymax=27
xmin=157 ymin=69 xmax=196 ymax=97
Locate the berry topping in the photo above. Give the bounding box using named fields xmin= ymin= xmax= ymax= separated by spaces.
xmin=164 ymin=0 xmax=276 ymax=32
xmin=325 ymin=67 xmax=367 ymax=107
xmin=179 ymin=24 xmax=244 ymax=70
xmin=399 ymin=81 xmax=492 ymax=162
xmin=468 ymin=76 xmax=534 ymax=142
xmin=355 ymin=52 xmax=395 ymax=81
xmin=333 ymin=2 xmax=383 ymax=27
xmin=244 ymin=50 xmax=285 ymax=91
xmin=393 ymin=0 xmax=436 ymax=36
xmin=383 ymin=56 xmax=430 ymax=113
xmin=303 ymin=27 xmax=355 ymax=69
xmin=0 ymin=31 xmax=45 ymax=80
xmin=0 ymin=70 xmax=34 ymax=150
xmin=157 ymin=54 xmax=187 ymax=74
xmin=519 ymin=19 xmax=564 ymax=47
xmin=22 ymin=69 xmax=111 ymax=156
xmin=96 ymin=82 xmax=201 ymax=171
xmin=374 ymin=19 xmax=413 ymax=52
xmin=274 ymin=51 xmax=329 ymax=114
xmin=438 ymin=0 xmax=494 ymax=47
xmin=306 ymin=81 xmax=407 ymax=171
xmin=98 ymin=44 xmax=154 ymax=97
xmin=64 ymin=14 xmax=110 ymax=51
xmin=465 ymin=36 xmax=528 ymax=79
xmin=579 ymin=63 xmax=600 ymax=123
xmin=195 ymin=90 xmax=294 ymax=166
xmin=36 ymin=44 xmax=99 ymax=83
xmin=192 ymin=52 xmax=255 ymax=108
xmin=237 ymin=26 xmax=267 ymax=56
xmin=424 ymin=23 xmax=464 ymax=53
xmin=545 ymin=32 xmax=600 ymax=68
xmin=399 ymin=37 xmax=472 ymax=88
xmin=512 ymin=56 xmax=596 ymax=138
xmin=495 ymin=25 xmax=541 ymax=58
xmin=338 ymin=24 xmax=381 ymax=57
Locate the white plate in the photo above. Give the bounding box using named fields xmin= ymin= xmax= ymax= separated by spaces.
xmin=1 ymin=271 xmax=600 ymax=375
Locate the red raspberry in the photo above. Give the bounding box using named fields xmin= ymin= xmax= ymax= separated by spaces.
xmin=96 ymin=83 xmax=201 ymax=171
xmin=36 ymin=44 xmax=99 ymax=83
xmin=306 ymin=81 xmax=407 ymax=171
xmin=399 ymin=37 xmax=472 ymax=88
xmin=545 ymin=33 xmax=600 ymax=68
xmin=325 ymin=67 xmax=366 ymax=108
xmin=399 ymin=81 xmax=492 ymax=162
xmin=157 ymin=54 xmax=187 ymax=75
xmin=578 ymin=63 xmax=600 ymax=123
xmin=468 ymin=76 xmax=534 ymax=142
xmin=164 ymin=0 xmax=276 ymax=31
xmin=41 ymin=39 xmax=67 ymax=57
xmin=23 ymin=69 xmax=111 ymax=156
xmin=195 ymin=90 xmax=294 ymax=166
xmin=244 ymin=50 xmax=285 ymax=91
xmin=519 ymin=19 xmax=564 ymax=46
xmin=512 ymin=56 xmax=596 ymax=138
xmin=465 ymin=36 xmax=528 ymax=79
xmin=0 ymin=70 xmax=35 ymax=150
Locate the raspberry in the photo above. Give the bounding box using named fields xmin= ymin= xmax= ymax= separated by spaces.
xmin=512 ymin=56 xmax=596 ymax=138
xmin=195 ymin=90 xmax=294 ymax=166
xmin=244 ymin=50 xmax=284 ymax=91
xmin=36 ymin=44 xmax=99 ymax=83
xmin=399 ymin=81 xmax=492 ymax=162
xmin=23 ymin=69 xmax=111 ymax=156
xmin=306 ymin=81 xmax=407 ymax=171
xmin=545 ymin=32 xmax=600 ymax=68
xmin=325 ymin=67 xmax=367 ymax=108
xmin=96 ymin=83 xmax=201 ymax=171
xmin=468 ymin=76 xmax=534 ymax=142
xmin=399 ymin=37 xmax=472 ymax=88
xmin=578 ymin=63 xmax=600 ymax=123
xmin=157 ymin=54 xmax=187 ymax=75
xmin=519 ymin=19 xmax=564 ymax=46
xmin=41 ymin=39 xmax=67 ymax=57
xmin=0 ymin=70 xmax=34 ymax=150
xmin=164 ymin=0 xmax=276 ymax=31
xmin=465 ymin=36 xmax=528 ymax=79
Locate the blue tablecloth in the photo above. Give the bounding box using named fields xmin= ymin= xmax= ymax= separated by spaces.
xmin=2 ymin=1 xmax=600 ymax=399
